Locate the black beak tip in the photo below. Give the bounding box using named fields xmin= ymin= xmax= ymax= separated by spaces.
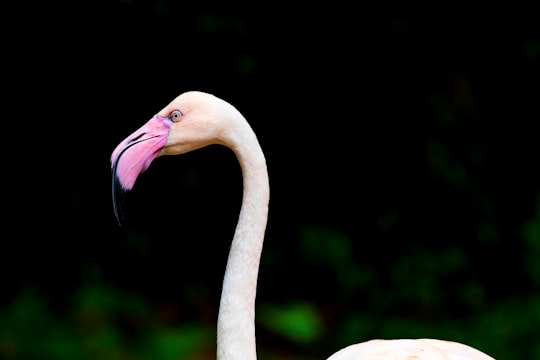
xmin=112 ymin=173 xmax=130 ymax=226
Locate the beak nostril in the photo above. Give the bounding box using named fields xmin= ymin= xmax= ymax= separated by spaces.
xmin=129 ymin=132 xmax=146 ymax=143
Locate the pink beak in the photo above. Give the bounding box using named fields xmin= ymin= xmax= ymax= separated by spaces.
xmin=111 ymin=115 xmax=174 ymax=224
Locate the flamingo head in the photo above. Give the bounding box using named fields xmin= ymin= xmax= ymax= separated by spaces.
xmin=110 ymin=91 xmax=240 ymax=224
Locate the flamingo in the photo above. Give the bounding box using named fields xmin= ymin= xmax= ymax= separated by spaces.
xmin=110 ymin=91 xmax=496 ymax=359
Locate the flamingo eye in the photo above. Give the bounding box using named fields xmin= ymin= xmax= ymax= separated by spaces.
xmin=169 ymin=110 xmax=183 ymax=122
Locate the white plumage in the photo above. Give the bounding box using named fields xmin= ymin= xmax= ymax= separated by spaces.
xmin=111 ymin=91 xmax=495 ymax=360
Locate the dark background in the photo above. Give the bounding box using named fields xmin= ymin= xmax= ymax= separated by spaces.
xmin=2 ymin=2 xmax=539 ymax=359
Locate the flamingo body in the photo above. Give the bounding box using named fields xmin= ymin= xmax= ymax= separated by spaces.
xmin=327 ymin=339 xmax=494 ymax=359
xmin=111 ymin=91 xmax=495 ymax=360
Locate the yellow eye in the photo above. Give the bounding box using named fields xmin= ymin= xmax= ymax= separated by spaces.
xmin=170 ymin=110 xmax=183 ymax=122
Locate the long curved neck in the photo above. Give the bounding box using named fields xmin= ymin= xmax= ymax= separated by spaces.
xmin=216 ymin=118 xmax=269 ymax=360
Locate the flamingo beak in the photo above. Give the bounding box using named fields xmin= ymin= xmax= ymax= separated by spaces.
xmin=111 ymin=115 xmax=174 ymax=225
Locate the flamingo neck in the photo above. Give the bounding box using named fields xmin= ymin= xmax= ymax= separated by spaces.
xmin=216 ymin=121 xmax=269 ymax=360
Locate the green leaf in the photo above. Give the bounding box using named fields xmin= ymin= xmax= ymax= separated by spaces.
xmin=258 ymin=302 xmax=323 ymax=344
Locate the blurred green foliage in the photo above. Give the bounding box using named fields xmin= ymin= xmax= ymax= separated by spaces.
xmin=3 ymin=221 xmax=540 ymax=359
xmin=0 ymin=284 xmax=214 ymax=360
